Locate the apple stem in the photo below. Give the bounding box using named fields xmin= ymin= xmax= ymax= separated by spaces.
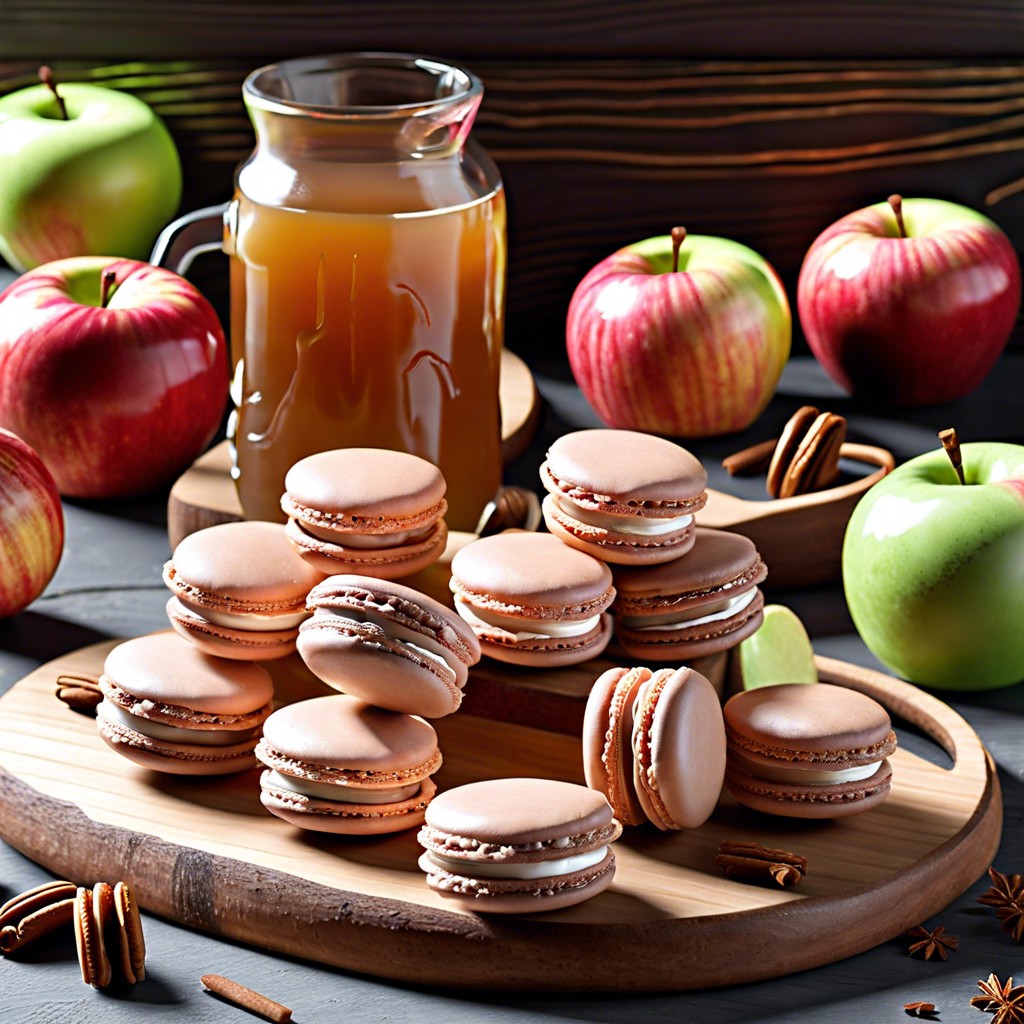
xmin=671 ymin=227 xmax=687 ymax=274
xmin=938 ymin=427 xmax=965 ymax=485
xmin=38 ymin=66 xmax=68 ymax=121
xmin=100 ymin=269 xmax=117 ymax=309
xmin=887 ymin=194 xmax=907 ymax=238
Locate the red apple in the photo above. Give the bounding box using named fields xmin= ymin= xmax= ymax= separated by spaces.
xmin=798 ymin=196 xmax=1021 ymax=406
xmin=567 ymin=228 xmax=791 ymax=437
xmin=0 ymin=428 xmax=63 ymax=617
xmin=0 ymin=257 xmax=228 ymax=498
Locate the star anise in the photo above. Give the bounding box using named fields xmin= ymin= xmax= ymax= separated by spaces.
xmin=978 ymin=867 xmax=1024 ymax=942
xmin=905 ymin=924 xmax=959 ymax=961
xmin=970 ymin=973 xmax=1024 ymax=1023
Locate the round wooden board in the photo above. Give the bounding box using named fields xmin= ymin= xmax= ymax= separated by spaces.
xmin=0 ymin=643 xmax=1000 ymax=991
xmin=167 ymin=347 xmax=540 ymax=548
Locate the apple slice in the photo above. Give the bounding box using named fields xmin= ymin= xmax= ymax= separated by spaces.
xmin=735 ymin=604 xmax=817 ymax=690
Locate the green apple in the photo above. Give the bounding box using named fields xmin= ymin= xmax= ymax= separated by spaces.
xmin=0 ymin=73 xmax=182 ymax=271
xmin=843 ymin=441 xmax=1024 ymax=690
xmin=736 ymin=604 xmax=818 ymax=690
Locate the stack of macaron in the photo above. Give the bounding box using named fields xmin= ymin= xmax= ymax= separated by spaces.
xmin=535 ymin=428 xmax=768 ymax=662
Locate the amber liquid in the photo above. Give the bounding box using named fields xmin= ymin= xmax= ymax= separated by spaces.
xmin=228 ymin=183 xmax=505 ymax=531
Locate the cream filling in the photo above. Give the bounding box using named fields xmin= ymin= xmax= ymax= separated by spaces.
xmin=455 ymin=597 xmax=600 ymax=642
xmin=739 ymin=759 xmax=884 ymax=786
xmin=620 ymin=588 xmax=757 ymax=630
xmin=428 ymin=845 xmax=607 ymax=880
xmin=176 ymin=598 xmax=308 ymax=632
xmin=318 ymin=608 xmax=458 ymax=682
xmin=98 ymin=699 xmax=256 ymax=747
xmin=301 ymin=522 xmax=433 ymax=548
xmin=263 ymin=770 xmax=421 ymax=804
xmin=557 ymin=496 xmax=692 ymax=536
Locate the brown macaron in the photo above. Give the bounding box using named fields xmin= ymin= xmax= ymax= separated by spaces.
xmin=723 ymin=683 xmax=897 ymax=819
xmin=449 ymin=532 xmax=615 ymax=667
xmin=613 ymin=527 xmax=767 ymax=661
xmin=297 ymin=576 xmax=481 ymax=718
xmin=417 ymin=778 xmax=622 ymax=913
xmin=584 ymin=666 xmax=726 ymax=831
xmin=257 ymin=694 xmax=442 ymax=835
xmin=541 ymin=429 xmax=708 ymax=565
xmin=163 ymin=520 xmax=325 ymax=660
xmin=282 ymin=448 xmax=448 ymax=579
xmin=96 ymin=633 xmax=275 ymax=775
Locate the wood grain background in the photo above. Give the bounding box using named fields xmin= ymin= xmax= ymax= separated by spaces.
xmin=3 ymin=3 xmax=1023 ymax=356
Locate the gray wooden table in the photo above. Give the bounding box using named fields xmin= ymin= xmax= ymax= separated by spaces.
xmin=2 ymin=355 xmax=1023 ymax=1023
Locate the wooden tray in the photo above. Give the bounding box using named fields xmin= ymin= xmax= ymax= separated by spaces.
xmin=0 ymin=642 xmax=1000 ymax=992
xmin=168 ymin=347 xmax=540 ymax=547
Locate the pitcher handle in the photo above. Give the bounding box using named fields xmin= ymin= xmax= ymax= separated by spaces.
xmin=150 ymin=202 xmax=230 ymax=276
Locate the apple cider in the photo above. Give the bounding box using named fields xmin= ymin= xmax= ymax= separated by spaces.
xmin=227 ymin=54 xmax=506 ymax=531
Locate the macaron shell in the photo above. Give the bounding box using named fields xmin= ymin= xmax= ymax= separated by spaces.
xmin=632 ymin=668 xmax=726 ymax=830
xmin=297 ymin=615 xmax=464 ymax=718
xmin=101 ymin=633 xmax=275 ymax=719
xmin=258 ymin=694 xmax=440 ymax=777
xmin=582 ymin=667 xmax=648 ymax=826
xmin=542 ymin=429 xmax=708 ymax=510
xmin=260 ymin=775 xmax=436 ymax=835
xmin=306 ymin=576 xmax=480 ymax=667
xmin=543 ymin=494 xmax=697 ymax=566
xmin=475 ymin=613 xmax=613 ymax=668
xmin=418 ymin=847 xmax=616 ymax=914
xmin=96 ymin=711 xmax=260 ymax=776
xmin=612 ymin=527 xmax=767 ymax=614
xmin=166 ymin=597 xmax=299 ymax=660
xmin=450 ymin=532 xmax=615 ymax=617
xmin=422 ymin=777 xmax=615 ymax=850
xmin=725 ymin=759 xmax=894 ymax=819
xmin=282 ymin=448 xmax=447 ymax=527
xmin=164 ymin=520 xmax=324 ymax=613
xmin=615 ymin=596 xmax=765 ymax=661
xmin=285 ymin=517 xmax=447 ymax=580
xmin=723 ymin=682 xmax=894 ymax=758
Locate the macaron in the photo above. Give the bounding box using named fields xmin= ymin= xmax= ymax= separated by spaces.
xmin=281 ymin=448 xmax=448 ymax=579
xmin=297 ymin=576 xmax=481 ymax=718
xmin=163 ymin=520 xmax=325 ymax=660
xmin=96 ymin=632 xmax=274 ymax=775
xmin=256 ymin=694 xmax=441 ymax=835
xmin=540 ymin=429 xmax=708 ymax=565
xmin=612 ymin=527 xmax=767 ymax=661
xmin=449 ymin=531 xmax=615 ymax=667
xmin=766 ymin=406 xmax=847 ymax=499
xmin=417 ymin=777 xmax=622 ymax=913
xmin=723 ymin=682 xmax=897 ymax=818
xmin=583 ymin=666 xmax=726 ymax=830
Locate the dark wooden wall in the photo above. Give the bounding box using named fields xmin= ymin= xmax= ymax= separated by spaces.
xmin=3 ymin=3 xmax=1023 ymax=357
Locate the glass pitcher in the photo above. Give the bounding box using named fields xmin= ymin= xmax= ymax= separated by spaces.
xmin=156 ymin=53 xmax=506 ymax=532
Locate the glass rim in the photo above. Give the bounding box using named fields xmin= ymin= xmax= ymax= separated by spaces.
xmin=242 ymin=52 xmax=483 ymax=120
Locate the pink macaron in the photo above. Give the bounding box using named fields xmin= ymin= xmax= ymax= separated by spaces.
xmin=297 ymin=575 xmax=481 ymax=718
xmin=541 ymin=429 xmax=708 ymax=565
xmin=256 ymin=694 xmax=442 ymax=835
xmin=96 ymin=633 xmax=274 ymax=775
xmin=281 ymin=448 xmax=448 ymax=579
xmin=612 ymin=527 xmax=767 ymax=661
xmin=583 ymin=666 xmax=726 ymax=830
xmin=163 ymin=521 xmax=325 ymax=660
xmin=449 ymin=531 xmax=615 ymax=667
xmin=723 ymin=683 xmax=897 ymax=819
xmin=417 ymin=777 xmax=622 ymax=913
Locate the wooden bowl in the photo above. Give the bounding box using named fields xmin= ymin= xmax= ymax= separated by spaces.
xmin=700 ymin=441 xmax=895 ymax=590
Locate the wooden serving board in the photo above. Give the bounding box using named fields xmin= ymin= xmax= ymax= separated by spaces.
xmin=168 ymin=347 xmax=540 ymax=548
xmin=0 ymin=642 xmax=1000 ymax=992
